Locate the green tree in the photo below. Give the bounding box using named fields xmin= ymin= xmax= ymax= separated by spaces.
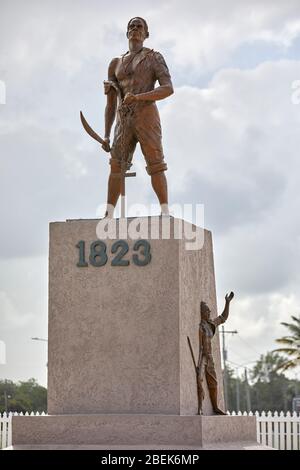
xmin=250 ymin=353 xmax=298 ymax=412
xmin=0 ymin=380 xmax=16 ymax=412
xmin=226 ymin=353 xmax=300 ymax=412
xmin=273 ymin=315 xmax=300 ymax=371
xmin=251 ymin=352 xmax=286 ymax=382
xmin=0 ymin=378 xmax=47 ymax=413
xmin=226 ymin=366 xmax=247 ymax=412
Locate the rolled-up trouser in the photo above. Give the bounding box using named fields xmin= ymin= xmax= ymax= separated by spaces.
xmin=205 ymin=355 xmax=218 ymax=390
xmin=198 ymin=355 xmax=218 ymax=389
xmin=110 ymin=102 xmax=168 ymax=175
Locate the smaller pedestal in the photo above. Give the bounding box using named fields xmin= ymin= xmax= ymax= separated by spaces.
xmin=11 ymin=414 xmax=262 ymax=449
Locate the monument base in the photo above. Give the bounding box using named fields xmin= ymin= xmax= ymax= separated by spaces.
xmin=9 ymin=218 xmax=273 ymax=451
xmin=11 ymin=414 xmax=266 ymax=449
xmin=5 ymin=443 xmax=273 ymax=450
xmin=47 ymin=218 xmax=224 ymax=417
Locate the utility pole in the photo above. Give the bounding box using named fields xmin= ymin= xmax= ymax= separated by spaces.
xmin=244 ymin=367 xmax=251 ymax=412
xmin=4 ymin=391 xmax=11 ymax=413
xmin=235 ymin=370 xmax=240 ymax=412
xmin=4 ymin=390 xmax=8 ymax=413
xmin=221 ymin=326 xmax=238 ymax=411
xmin=222 ymin=326 xmax=228 ymax=410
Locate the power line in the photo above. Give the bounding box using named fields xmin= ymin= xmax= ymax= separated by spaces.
xmin=244 ymin=368 xmax=252 ymax=412
xmin=227 ymin=360 xmax=254 ymax=411
xmin=221 ymin=326 xmax=238 ymax=411
xmin=227 ymin=359 xmax=257 ymax=370
xmin=225 ymin=346 xmax=258 ymax=365
xmin=235 ymin=333 xmax=262 ymax=357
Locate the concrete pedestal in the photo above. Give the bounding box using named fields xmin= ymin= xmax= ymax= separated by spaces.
xmin=48 ymin=217 xmax=223 ymax=416
xmin=10 ymin=217 xmax=267 ymax=449
xmin=12 ymin=414 xmax=258 ymax=448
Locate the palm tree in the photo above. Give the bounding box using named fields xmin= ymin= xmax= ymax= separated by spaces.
xmin=251 ymin=352 xmax=286 ymax=382
xmin=273 ymin=316 xmax=300 ymax=371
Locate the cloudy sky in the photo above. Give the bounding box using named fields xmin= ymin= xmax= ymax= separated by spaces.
xmin=1 ymin=0 xmax=300 ymax=387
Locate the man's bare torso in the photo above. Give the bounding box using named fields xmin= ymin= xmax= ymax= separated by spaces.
xmin=109 ymin=47 xmax=171 ymax=100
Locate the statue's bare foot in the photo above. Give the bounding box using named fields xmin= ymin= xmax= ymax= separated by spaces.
xmin=213 ymin=407 xmax=227 ymax=415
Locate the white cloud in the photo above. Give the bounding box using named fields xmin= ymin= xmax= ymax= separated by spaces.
xmin=0 ymin=340 xmax=6 ymax=365
xmin=0 ymin=291 xmax=34 ymax=329
xmin=148 ymin=0 xmax=300 ymax=70
xmin=160 ymin=59 xmax=300 ymax=371
xmin=221 ymin=291 xmax=300 ymax=375
xmin=0 ymin=80 xmax=6 ymax=104
xmin=1 ymin=0 xmax=300 ymax=384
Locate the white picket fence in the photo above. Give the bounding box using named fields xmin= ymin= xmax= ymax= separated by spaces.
xmin=1 ymin=411 xmax=300 ymax=449
xmin=0 ymin=412 xmax=12 ymax=449
xmin=256 ymin=411 xmax=300 ymax=450
xmin=0 ymin=411 xmax=46 ymax=449
xmin=231 ymin=411 xmax=300 ymax=450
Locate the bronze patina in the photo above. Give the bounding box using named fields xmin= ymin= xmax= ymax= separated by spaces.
xmin=188 ymin=292 xmax=234 ymax=415
xmin=81 ymin=17 xmax=174 ymax=217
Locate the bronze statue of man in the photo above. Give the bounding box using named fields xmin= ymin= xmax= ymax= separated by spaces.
xmin=102 ymin=17 xmax=174 ymax=217
xmin=197 ymin=292 xmax=234 ymax=415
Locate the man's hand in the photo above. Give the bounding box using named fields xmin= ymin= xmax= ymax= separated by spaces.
xmin=123 ymin=92 xmax=138 ymax=105
xmin=225 ymin=291 xmax=234 ymax=303
xmin=102 ymin=137 xmax=111 ymax=153
xmin=103 ymin=81 xmax=111 ymax=95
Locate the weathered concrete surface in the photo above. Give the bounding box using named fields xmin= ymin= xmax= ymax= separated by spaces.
xmin=12 ymin=414 xmax=258 ymax=447
xmin=11 ymin=217 xmax=270 ymax=450
xmin=48 ymin=217 xmax=223 ymax=415
xmin=200 ymin=415 xmax=256 ymax=446
xmin=5 ymin=443 xmax=274 ymax=450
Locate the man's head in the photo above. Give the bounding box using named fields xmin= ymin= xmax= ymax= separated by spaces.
xmin=127 ymin=17 xmax=149 ymax=41
xmin=200 ymin=301 xmax=211 ymax=321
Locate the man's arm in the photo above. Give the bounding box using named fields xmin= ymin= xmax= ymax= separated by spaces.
xmin=134 ymin=76 xmax=173 ymax=102
xmin=123 ymin=52 xmax=174 ymax=105
xmin=197 ymin=326 xmax=204 ymax=371
xmin=213 ymin=292 xmax=234 ymax=327
xmin=102 ymin=58 xmax=118 ymax=152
